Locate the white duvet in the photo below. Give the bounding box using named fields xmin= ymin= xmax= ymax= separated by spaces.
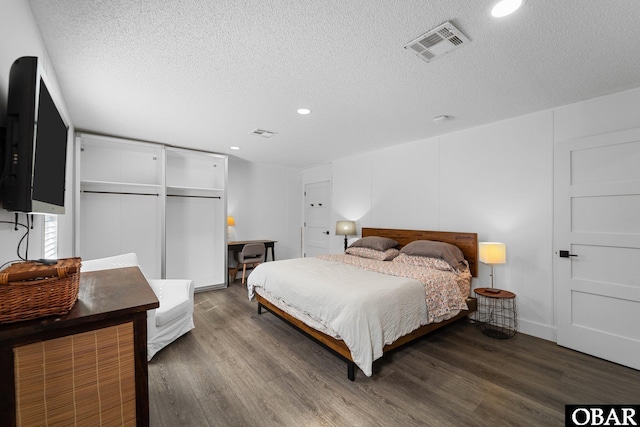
xmin=247 ymin=257 xmax=429 ymax=376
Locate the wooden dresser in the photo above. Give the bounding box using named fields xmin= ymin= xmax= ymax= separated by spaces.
xmin=0 ymin=266 xmax=159 ymax=426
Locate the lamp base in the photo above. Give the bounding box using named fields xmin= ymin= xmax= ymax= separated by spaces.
xmin=343 ymin=236 xmax=348 ymax=251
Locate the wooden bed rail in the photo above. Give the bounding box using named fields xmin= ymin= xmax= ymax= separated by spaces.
xmin=257 ymin=294 xmax=477 ymax=381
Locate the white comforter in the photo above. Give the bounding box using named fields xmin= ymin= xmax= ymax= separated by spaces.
xmin=247 ymin=257 xmax=429 ymax=376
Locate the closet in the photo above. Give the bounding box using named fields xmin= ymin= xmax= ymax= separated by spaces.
xmin=75 ymin=133 xmax=228 ymax=290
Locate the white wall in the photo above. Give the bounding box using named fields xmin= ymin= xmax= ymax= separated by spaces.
xmin=228 ymin=156 xmax=302 ymax=261
xmin=0 ymin=0 xmax=75 ymax=265
xmin=324 ymin=111 xmax=553 ymax=339
xmin=312 ymin=86 xmax=640 ymax=342
xmin=440 ymin=112 xmax=554 ymax=339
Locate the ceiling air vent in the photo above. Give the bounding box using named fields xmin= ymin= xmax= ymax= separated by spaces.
xmin=251 ymin=129 xmax=277 ymax=138
xmin=404 ymin=21 xmax=470 ymax=63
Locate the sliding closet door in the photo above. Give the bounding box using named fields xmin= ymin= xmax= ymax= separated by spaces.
xmin=76 ymin=134 xmax=163 ymax=278
xmin=165 ymin=148 xmax=227 ymax=290
xmin=76 ymin=134 xmax=227 ymax=287
xmin=80 ymin=191 xmax=162 ymax=274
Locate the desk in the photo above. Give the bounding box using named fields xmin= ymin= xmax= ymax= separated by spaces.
xmin=228 ymin=240 xmax=276 ymax=282
xmin=0 ymin=266 xmax=159 ymax=426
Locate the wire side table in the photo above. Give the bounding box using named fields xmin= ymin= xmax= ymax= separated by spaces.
xmin=473 ymin=288 xmax=517 ymax=339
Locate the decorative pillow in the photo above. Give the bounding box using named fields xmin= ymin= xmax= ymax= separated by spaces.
xmin=393 ymin=253 xmax=456 ymax=272
xmin=346 ymin=247 xmax=400 ymax=261
xmin=400 ymin=240 xmax=466 ymax=270
xmin=349 ymin=236 xmax=398 ymax=251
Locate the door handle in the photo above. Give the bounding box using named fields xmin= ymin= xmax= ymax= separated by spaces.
xmin=324 ymin=231 xmax=329 ymax=235
xmin=559 ymin=250 xmax=578 ymax=258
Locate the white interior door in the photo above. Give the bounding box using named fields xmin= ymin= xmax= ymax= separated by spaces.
xmin=554 ymin=127 xmax=640 ymax=370
xmin=304 ymin=181 xmax=330 ymax=257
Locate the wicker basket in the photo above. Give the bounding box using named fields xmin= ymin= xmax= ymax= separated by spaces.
xmin=0 ymin=257 xmax=81 ymax=323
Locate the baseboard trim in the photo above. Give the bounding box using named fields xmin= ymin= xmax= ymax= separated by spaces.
xmin=194 ymin=283 xmax=226 ymax=292
xmin=518 ymin=318 xmax=557 ymax=342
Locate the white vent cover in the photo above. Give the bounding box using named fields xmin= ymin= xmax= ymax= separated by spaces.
xmin=404 ymin=21 xmax=470 ymax=63
xmin=251 ymin=129 xmax=277 ymax=138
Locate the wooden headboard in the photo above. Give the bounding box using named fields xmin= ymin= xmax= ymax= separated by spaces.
xmin=362 ymin=228 xmax=479 ymax=277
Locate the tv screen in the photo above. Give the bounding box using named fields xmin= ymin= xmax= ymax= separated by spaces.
xmin=1 ymin=56 xmax=69 ymax=214
xmin=32 ymin=80 xmax=68 ymax=212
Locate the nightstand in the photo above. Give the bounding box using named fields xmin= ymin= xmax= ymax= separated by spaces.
xmin=473 ymin=288 xmax=517 ymax=339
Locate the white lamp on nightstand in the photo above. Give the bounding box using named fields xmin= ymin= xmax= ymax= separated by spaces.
xmin=479 ymin=242 xmax=506 ymax=292
xmin=335 ymin=221 xmax=357 ymax=251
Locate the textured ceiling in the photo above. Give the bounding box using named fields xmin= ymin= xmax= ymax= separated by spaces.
xmin=27 ymin=0 xmax=640 ymax=168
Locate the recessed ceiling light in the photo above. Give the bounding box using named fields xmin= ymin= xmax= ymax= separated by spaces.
xmin=433 ymin=115 xmax=451 ymax=122
xmin=230 ymin=146 xmax=240 ymax=150
xmin=297 ymin=108 xmax=311 ymax=115
xmin=491 ymin=0 xmax=524 ymax=17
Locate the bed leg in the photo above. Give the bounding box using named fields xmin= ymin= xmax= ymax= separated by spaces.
xmin=258 ymin=303 xmax=262 ymax=315
xmin=347 ymin=361 xmax=355 ymax=381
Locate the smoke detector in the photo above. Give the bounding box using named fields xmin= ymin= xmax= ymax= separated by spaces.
xmin=251 ymin=129 xmax=277 ymax=138
xmin=404 ymin=21 xmax=470 ymax=63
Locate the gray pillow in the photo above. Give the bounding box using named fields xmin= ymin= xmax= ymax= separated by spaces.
xmin=349 ymin=236 xmax=398 ymax=252
xmin=400 ymin=240 xmax=466 ymax=269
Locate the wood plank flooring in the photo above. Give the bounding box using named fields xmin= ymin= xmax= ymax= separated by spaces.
xmin=149 ymin=282 xmax=640 ymax=426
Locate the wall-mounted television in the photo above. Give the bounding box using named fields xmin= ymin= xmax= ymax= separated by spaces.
xmin=0 ymin=56 xmax=69 ymax=215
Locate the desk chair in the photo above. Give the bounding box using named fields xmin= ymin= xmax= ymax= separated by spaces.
xmin=237 ymin=243 xmax=266 ymax=284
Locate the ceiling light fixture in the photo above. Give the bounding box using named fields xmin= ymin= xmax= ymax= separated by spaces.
xmin=433 ymin=115 xmax=451 ymax=122
xmin=297 ymin=108 xmax=311 ymax=115
xmin=491 ymin=0 xmax=524 ymax=17
xmin=230 ymin=146 xmax=240 ymax=150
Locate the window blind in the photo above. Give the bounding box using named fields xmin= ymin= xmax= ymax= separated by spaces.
xmin=43 ymin=215 xmax=58 ymax=259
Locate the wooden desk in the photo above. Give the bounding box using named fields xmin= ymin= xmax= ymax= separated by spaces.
xmin=0 ymin=266 xmax=159 ymax=427
xmin=228 ymin=240 xmax=276 ymax=282
xmin=228 ymin=240 xmax=276 ymax=261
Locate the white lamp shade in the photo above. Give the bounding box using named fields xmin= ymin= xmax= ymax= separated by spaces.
xmin=335 ymin=220 xmax=356 ymax=236
xmin=479 ymin=242 xmax=506 ymax=264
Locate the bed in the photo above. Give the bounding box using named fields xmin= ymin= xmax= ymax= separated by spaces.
xmin=247 ymin=227 xmax=478 ymax=380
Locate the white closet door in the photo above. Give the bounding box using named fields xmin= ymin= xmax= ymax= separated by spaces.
xmin=77 ymin=134 xmax=164 ymax=278
xmin=165 ymin=147 xmax=226 ymax=289
xmin=165 ymin=195 xmax=224 ymax=288
xmin=80 ymin=192 xmax=162 ymax=278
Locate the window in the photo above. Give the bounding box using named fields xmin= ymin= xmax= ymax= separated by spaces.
xmin=43 ymin=215 xmax=58 ymax=259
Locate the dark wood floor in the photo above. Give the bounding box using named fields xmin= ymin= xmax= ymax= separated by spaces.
xmin=148 ymin=281 xmax=640 ymax=426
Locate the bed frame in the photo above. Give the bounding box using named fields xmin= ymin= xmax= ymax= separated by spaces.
xmin=256 ymin=227 xmax=478 ymax=380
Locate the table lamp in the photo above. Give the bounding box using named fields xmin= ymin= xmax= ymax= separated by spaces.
xmin=336 ymin=221 xmax=356 ymax=251
xmin=227 ymin=216 xmax=235 ymax=240
xmin=479 ymin=242 xmax=506 ymax=293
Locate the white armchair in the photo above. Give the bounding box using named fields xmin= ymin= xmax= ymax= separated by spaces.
xmin=81 ymin=253 xmax=195 ymax=361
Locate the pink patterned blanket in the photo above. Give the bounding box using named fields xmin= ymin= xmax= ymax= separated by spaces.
xmin=317 ymin=253 xmax=470 ymax=322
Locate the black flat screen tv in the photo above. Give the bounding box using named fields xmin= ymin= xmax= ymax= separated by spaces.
xmin=0 ymin=56 xmax=69 ymax=214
